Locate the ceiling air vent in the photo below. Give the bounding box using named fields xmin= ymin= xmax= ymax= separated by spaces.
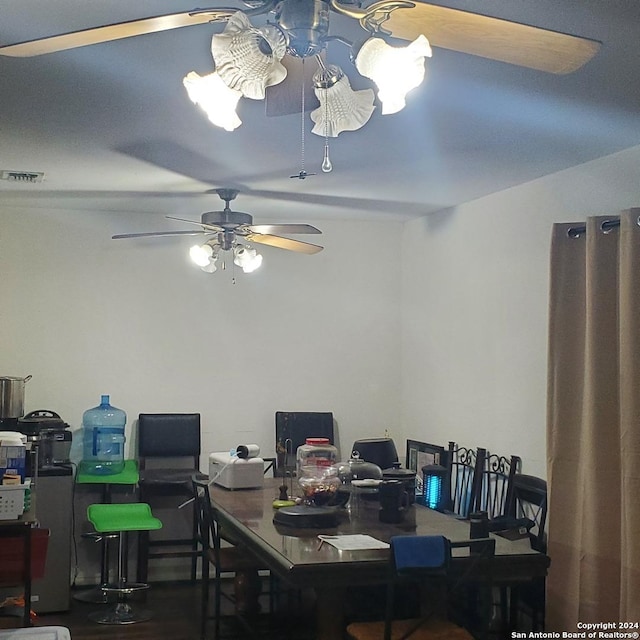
xmin=1 ymin=170 xmax=45 ymax=183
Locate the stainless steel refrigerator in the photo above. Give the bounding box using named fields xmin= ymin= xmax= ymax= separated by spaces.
xmin=31 ymin=465 xmax=73 ymax=613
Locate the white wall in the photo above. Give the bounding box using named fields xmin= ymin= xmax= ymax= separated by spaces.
xmin=400 ymin=144 xmax=640 ymax=478
xmin=0 ymin=208 xmax=402 ymax=465
xmin=4 ymin=145 xmax=640 ymax=482
xmin=3 ymin=145 xmax=640 ymax=582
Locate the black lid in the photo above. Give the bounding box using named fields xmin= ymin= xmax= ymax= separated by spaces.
xmin=19 ymin=409 xmax=69 ymax=433
xmin=382 ymin=465 xmax=416 ymax=479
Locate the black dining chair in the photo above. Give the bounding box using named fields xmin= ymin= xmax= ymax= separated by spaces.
xmin=346 ymin=535 xmax=496 ymax=640
xmin=444 ymin=442 xmax=486 ymax=519
xmin=505 ymin=474 xmax=548 ymax=631
xmin=274 ymin=411 xmax=335 ymax=476
xmin=192 ymin=476 xmax=269 ymax=639
xmin=135 ymin=413 xmax=207 ymax=583
xmin=476 ymin=452 xmax=522 ymax=519
xmin=472 ymin=451 xmax=521 ymax=631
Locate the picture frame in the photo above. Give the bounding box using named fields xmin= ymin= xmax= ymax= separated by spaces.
xmin=405 ymin=439 xmax=447 ymax=497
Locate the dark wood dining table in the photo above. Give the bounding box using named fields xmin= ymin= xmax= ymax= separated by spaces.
xmin=210 ymin=478 xmax=549 ymax=639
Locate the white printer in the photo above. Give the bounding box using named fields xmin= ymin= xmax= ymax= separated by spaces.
xmin=208 ymin=451 xmax=265 ymax=490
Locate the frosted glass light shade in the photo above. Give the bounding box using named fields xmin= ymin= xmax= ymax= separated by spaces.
xmin=183 ymin=71 xmax=242 ymax=131
xmin=310 ymin=70 xmax=375 ymax=137
xmin=233 ymin=246 xmax=263 ymax=273
xmin=355 ymin=34 xmax=432 ymax=115
xmin=190 ymin=243 xmax=214 ymax=267
xmin=200 ymin=258 xmax=218 ymax=273
xmin=211 ymin=12 xmax=287 ymax=100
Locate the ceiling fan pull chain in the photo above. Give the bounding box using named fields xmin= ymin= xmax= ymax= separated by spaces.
xmin=321 ymin=84 xmax=333 ymax=173
xmin=290 ymin=58 xmax=314 ymax=180
xmin=300 ymin=59 xmax=306 ymax=176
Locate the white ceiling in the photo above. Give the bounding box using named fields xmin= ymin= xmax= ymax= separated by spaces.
xmin=1 ymin=0 xmax=640 ymax=227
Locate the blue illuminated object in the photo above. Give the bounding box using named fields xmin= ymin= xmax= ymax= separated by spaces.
xmin=421 ymin=464 xmax=447 ymax=511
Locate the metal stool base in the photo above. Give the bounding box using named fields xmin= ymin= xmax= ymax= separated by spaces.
xmin=88 ymin=602 xmax=152 ymax=625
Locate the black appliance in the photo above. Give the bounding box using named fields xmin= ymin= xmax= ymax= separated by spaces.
xmin=351 ymin=437 xmax=399 ymax=471
xmin=18 ymin=410 xmax=73 ymax=471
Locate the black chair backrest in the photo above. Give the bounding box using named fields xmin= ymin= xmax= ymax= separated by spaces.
xmin=507 ymin=474 xmax=548 ymax=552
xmin=275 ymin=411 xmax=334 ymax=474
xmin=476 ymin=452 xmax=522 ymax=519
xmin=138 ymin=413 xmax=201 ymax=463
xmin=445 ymin=442 xmax=486 ymax=518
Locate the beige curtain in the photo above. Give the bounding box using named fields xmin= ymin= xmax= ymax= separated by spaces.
xmin=547 ymin=209 xmax=640 ymax=628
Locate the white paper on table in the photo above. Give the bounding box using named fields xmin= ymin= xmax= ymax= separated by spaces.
xmin=317 ymin=534 xmax=390 ymax=550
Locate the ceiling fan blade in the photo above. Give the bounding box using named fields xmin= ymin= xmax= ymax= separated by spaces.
xmin=166 ymin=215 xmax=223 ymax=233
xmin=246 ymin=233 xmax=323 ymax=254
xmin=247 ymin=223 xmax=322 ymax=235
xmin=0 ymin=8 xmax=235 ymax=57
xmin=112 ymin=230 xmax=206 ymax=239
xmin=265 ymin=56 xmax=321 ymax=117
xmin=384 ymin=3 xmax=601 ymax=74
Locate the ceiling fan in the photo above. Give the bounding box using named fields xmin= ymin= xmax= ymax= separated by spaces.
xmin=112 ymin=187 xmax=323 ymax=273
xmin=0 ymin=1 xmax=601 ymax=92
xmin=0 ymin=0 xmax=600 ymax=72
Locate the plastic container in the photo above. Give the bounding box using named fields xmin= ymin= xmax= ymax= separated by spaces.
xmin=0 ymin=432 xmax=27 ymax=482
xmin=81 ymin=395 xmax=126 ymax=475
xmin=0 ymin=479 xmax=31 ymax=520
xmin=296 ymin=437 xmax=338 ymax=477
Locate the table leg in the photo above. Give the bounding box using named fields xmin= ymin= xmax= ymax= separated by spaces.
xmin=234 ymin=569 xmax=262 ymax=615
xmin=315 ymin=586 xmax=346 ymax=640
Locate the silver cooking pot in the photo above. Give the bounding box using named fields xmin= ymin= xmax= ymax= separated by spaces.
xmin=0 ymin=375 xmax=32 ymax=419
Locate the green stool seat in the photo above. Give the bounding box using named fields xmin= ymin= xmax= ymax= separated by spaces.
xmin=86 ymin=502 xmax=162 ymax=625
xmin=87 ymin=503 xmax=162 ymax=533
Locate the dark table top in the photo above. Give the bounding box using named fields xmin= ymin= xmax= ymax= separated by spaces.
xmin=210 ymin=479 xmax=549 ymax=589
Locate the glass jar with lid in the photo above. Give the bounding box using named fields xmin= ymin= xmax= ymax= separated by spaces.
xmin=296 ymin=437 xmax=338 ymax=477
xmin=298 ymin=464 xmax=341 ymax=506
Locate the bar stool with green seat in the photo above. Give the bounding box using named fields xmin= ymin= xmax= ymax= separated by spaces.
xmin=86 ymin=502 xmax=162 ymax=625
xmin=74 ymin=459 xmax=140 ymax=604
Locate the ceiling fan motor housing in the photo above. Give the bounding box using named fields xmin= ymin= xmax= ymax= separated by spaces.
xmin=202 ymin=210 xmax=253 ymax=229
xmin=276 ymin=0 xmax=330 ymax=57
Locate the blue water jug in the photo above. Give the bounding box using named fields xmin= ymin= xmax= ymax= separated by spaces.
xmin=81 ymin=395 xmax=126 ymax=475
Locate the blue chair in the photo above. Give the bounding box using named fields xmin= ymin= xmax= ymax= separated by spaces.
xmin=346 ymin=534 xmax=496 ymax=640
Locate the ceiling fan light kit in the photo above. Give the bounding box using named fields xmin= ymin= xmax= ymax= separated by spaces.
xmin=182 ymin=0 xmax=434 ymax=143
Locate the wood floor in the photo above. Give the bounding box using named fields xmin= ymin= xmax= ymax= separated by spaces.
xmin=1 ymin=580 xmax=313 ymax=640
